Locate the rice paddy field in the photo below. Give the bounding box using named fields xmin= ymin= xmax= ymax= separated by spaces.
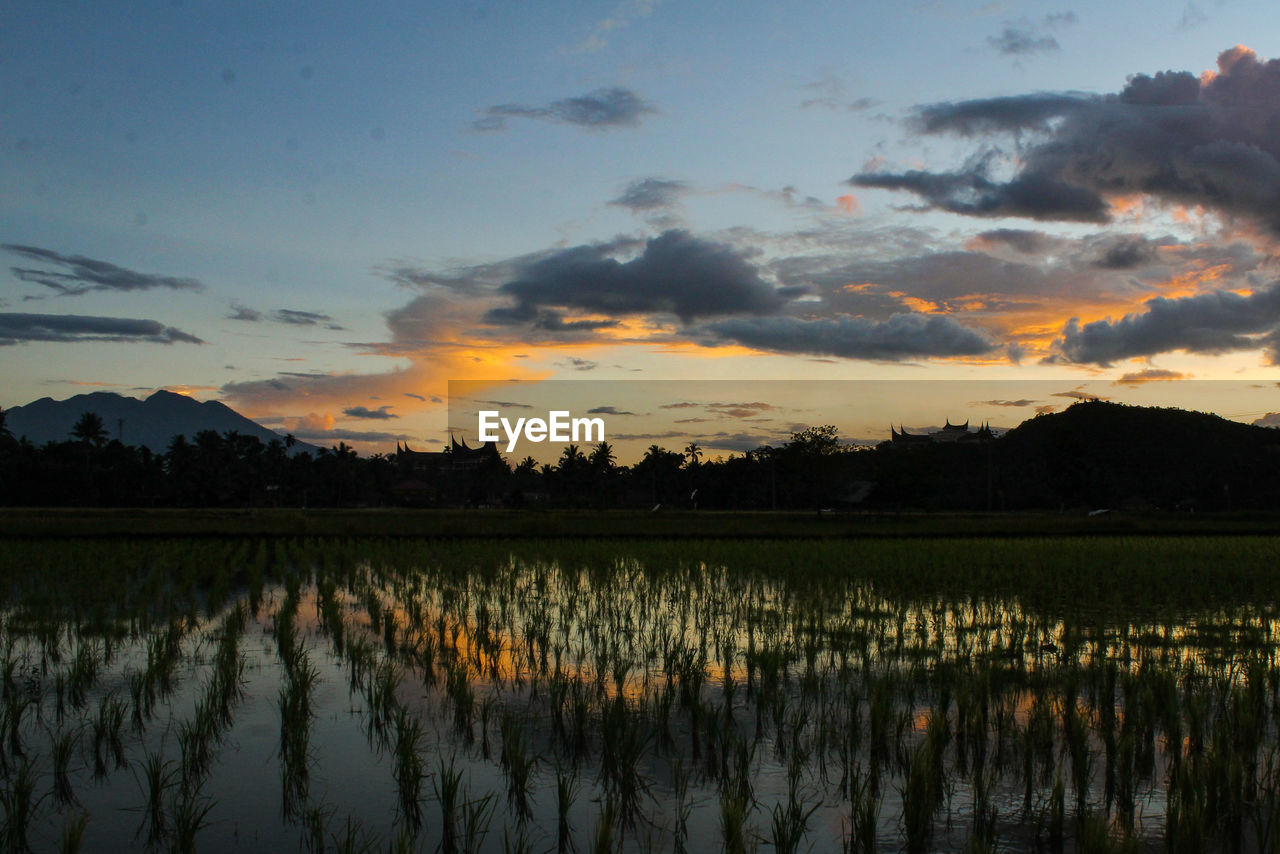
xmin=2 ymin=535 xmax=1280 ymax=852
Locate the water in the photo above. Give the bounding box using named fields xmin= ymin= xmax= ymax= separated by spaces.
xmin=2 ymin=538 xmax=1279 ymax=852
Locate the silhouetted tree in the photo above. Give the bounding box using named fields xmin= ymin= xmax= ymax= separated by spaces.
xmin=71 ymin=412 xmax=108 ymax=447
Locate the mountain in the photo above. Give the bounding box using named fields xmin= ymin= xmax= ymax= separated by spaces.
xmin=3 ymin=390 xmax=317 ymax=454
xmin=994 ymin=399 xmax=1280 ymax=510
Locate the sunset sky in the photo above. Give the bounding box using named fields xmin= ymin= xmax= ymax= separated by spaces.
xmin=4 ymin=1 xmax=1280 ymax=460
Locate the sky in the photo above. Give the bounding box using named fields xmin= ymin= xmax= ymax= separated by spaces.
xmin=4 ymin=0 xmax=1280 ymax=461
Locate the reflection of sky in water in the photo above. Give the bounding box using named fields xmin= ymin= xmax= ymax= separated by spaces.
xmin=2 ymin=543 xmax=1279 ymax=850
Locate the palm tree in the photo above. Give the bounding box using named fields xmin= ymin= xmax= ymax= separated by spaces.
xmin=588 ymin=442 xmax=616 ymax=473
xmin=684 ymin=441 xmax=702 ymax=468
xmin=71 ymin=412 xmax=108 ymax=447
xmin=558 ymin=443 xmax=585 ymax=472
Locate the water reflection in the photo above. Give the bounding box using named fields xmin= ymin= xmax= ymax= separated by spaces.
xmin=1 ymin=538 xmax=1279 ymax=852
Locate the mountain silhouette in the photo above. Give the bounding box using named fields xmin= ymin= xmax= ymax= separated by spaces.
xmin=993 ymin=399 xmax=1280 ymax=510
xmin=4 ymin=390 xmax=317 ymax=454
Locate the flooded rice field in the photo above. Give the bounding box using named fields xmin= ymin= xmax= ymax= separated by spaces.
xmin=2 ymin=536 xmax=1280 ymax=852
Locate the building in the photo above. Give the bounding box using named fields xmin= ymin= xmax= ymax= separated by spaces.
xmin=391 ymin=435 xmax=506 ymax=505
xmin=887 ymin=419 xmax=994 ymax=446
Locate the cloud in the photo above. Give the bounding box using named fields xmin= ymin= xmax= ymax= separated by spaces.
xmin=587 ymin=406 xmax=640 ymax=416
xmin=1254 ymin=412 xmax=1280 ymax=427
xmin=273 ymin=309 xmax=336 ymax=326
xmin=3 ymin=245 xmax=205 ymax=297
xmin=978 ymin=399 xmax=1040 ymax=407
xmin=343 ymin=405 xmax=398 ymax=420
xmin=853 ymin=46 xmax=1280 ymax=235
xmin=228 ymin=304 xmax=343 ymax=328
xmin=0 ymin=313 xmax=204 ymax=346
xmin=227 ymin=303 xmax=262 ymax=321
xmin=1114 ymin=368 xmax=1189 ymax=386
xmin=486 ymin=230 xmax=789 ymax=324
xmin=566 ymin=0 xmax=657 ymax=54
xmin=988 ymin=24 xmax=1059 ymax=56
xmin=700 ymin=313 xmax=998 ymax=360
xmin=1057 ymin=283 xmax=1280 ymax=365
xmin=610 ymin=178 xmax=688 ymax=211
xmin=1093 ymin=237 xmax=1158 ymax=270
xmin=798 ymin=75 xmax=880 ymax=112
xmin=1052 ymin=387 xmax=1103 ymax=401
xmin=853 ymin=168 xmax=1109 ymax=223
xmin=473 ymin=87 xmax=655 ymax=132
xmin=970 ymin=229 xmax=1067 ymax=255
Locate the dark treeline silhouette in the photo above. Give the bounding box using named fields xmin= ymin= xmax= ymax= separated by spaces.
xmin=2 ymin=400 xmax=1279 ymax=510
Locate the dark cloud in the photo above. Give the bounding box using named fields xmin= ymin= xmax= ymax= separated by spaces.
xmin=972 ymin=229 xmax=1064 ymax=255
xmin=486 ymin=230 xmax=789 ymax=324
xmin=587 ymin=406 xmax=640 ymax=416
xmin=988 ymin=25 xmax=1059 ymax=56
xmin=228 ymin=304 xmax=343 ymax=328
xmin=474 ymin=399 xmax=534 ymax=410
xmin=404 ymin=392 xmax=426 ymax=402
xmin=0 ymin=312 xmax=204 ymax=346
xmin=273 ymin=309 xmax=342 ymax=328
xmin=700 ymin=313 xmax=997 ymax=360
xmin=227 ymin=303 xmax=262 ymax=321
xmin=978 ymin=399 xmax=1040 ymax=407
xmin=853 ymin=168 xmax=1109 ymax=222
xmin=1057 ymin=283 xmax=1280 ymax=365
xmin=474 ymin=87 xmax=655 ymax=132
xmin=610 ymin=178 xmax=688 ymax=211
xmin=532 ymin=313 xmax=621 ymax=332
xmin=1094 ymin=238 xmax=1158 ymax=269
xmin=912 ymin=94 xmax=1095 ymax=135
xmin=2 ymin=245 xmax=205 ymax=297
xmin=343 ymin=405 xmax=398 ymax=420
xmin=567 ymin=358 xmax=598 ymax=371
xmin=854 ymin=47 xmax=1280 ymax=234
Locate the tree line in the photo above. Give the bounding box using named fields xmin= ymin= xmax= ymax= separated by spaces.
xmin=3 ymin=402 xmax=1279 ymax=511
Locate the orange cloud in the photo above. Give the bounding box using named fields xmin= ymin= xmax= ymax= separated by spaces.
xmin=836 ymin=194 xmax=860 ymax=213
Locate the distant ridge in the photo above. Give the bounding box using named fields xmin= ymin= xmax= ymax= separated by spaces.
xmin=995 ymin=399 xmax=1280 ymax=509
xmin=3 ymin=390 xmax=317 ymax=454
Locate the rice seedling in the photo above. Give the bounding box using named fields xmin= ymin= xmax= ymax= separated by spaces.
xmin=768 ymin=773 xmax=821 ymax=854
xmin=168 ymin=785 xmax=217 ymax=854
xmin=51 ymin=725 xmax=79 ymax=806
xmin=58 ymin=811 xmax=90 ymax=854
xmin=0 ymin=757 xmax=40 ymax=853
xmin=459 ymin=790 xmax=497 ymax=854
xmin=843 ymin=766 xmax=881 ymax=854
xmin=390 ymin=705 xmax=426 ymax=830
xmin=330 ymin=816 xmax=379 ymax=854
xmin=555 ymin=764 xmax=580 ymax=854
xmin=133 ymin=748 xmax=174 ymax=845
xmin=592 ymin=794 xmax=620 ymax=854
xmin=500 ymin=710 xmax=537 ymax=823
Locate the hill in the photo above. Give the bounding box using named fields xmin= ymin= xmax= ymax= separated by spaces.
xmin=993 ymin=400 xmax=1280 ymax=510
xmin=3 ymin=390 xmax=316 ymax=454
